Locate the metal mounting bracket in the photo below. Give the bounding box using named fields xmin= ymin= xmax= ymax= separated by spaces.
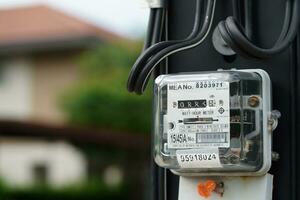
xmin=146 ymin=0 xmax=167 ymax=8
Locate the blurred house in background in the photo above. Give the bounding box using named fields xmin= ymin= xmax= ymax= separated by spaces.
xmin=0 ymin=5 xmax=148 ymax=198
xmin=0 ymin=121 xmax=148 ymax=192
xmin=0 ymin=4 xmax=119 ymax=124
xmin=0 ymin=139 xmax=86 ymax=187
xmin=0 ymin=4 xmax=115 ymax=187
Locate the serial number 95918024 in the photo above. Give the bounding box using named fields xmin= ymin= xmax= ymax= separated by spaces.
xmin=179 ymin=153 xmax=218 ymax=163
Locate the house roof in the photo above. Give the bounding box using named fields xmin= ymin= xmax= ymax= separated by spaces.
xmin=0 ymin=5 xmax=122 ymax=54
xmin=0 ymin=120 xmax=149 ymax=151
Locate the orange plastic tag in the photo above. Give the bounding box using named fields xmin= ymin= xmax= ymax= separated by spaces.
xmin=197 ymin=180 xmax=217 ymax=198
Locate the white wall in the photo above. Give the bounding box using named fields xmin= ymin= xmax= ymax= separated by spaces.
xmin=0 ymin=140 xmax=86 ymax=188
xmin=0 ymin=58 xmax=33 ymax=120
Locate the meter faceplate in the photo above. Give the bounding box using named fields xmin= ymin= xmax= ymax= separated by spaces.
xmin=153 ymin=69 xmax=272 ymax=176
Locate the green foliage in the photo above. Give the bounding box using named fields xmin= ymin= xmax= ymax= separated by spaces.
xmin=0 ymin=180 xmax=128 ymax=200
xmin=61 ymin=42 xmax=152 ymax=134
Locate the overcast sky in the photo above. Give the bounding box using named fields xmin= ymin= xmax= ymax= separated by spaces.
xmin=0 ymin=0 xmax=149 ymax=39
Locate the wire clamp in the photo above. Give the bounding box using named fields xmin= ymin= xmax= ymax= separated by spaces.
xmin=146 ymin=0 xmax=167 ymax=8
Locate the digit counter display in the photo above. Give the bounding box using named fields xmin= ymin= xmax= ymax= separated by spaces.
xmin=178 ymin=100 xmax=207 ymax=109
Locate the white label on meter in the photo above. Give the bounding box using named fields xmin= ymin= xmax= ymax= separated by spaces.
xmin=167 ymin=81 xmax=230 ymax=149
xmin=176 ymin=149 xmax=222 ymax=168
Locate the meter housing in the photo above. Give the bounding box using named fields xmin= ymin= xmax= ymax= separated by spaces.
xmin=153 ymin=69 xmax=274 ymax=176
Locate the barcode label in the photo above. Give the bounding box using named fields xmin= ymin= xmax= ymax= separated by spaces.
xmin=168 ymin=132 xmax=229 ymax=148
xmin=197 ymin=133 xmax=226 ymax=143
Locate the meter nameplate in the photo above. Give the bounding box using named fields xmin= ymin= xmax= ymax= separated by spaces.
xmin=167 ymin=81 xmax=230 ymax=149
xmin=176 ymin=149 xmax=222 ymax=168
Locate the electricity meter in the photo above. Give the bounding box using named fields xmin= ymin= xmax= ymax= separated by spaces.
xmin=153 ymin=69 xmax=278 ymax=176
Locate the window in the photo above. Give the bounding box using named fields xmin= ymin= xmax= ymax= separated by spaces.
xmin=32 ymin=163 xmax=48 ymax=185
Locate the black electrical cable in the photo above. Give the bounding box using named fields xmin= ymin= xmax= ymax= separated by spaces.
xmin=127 ymin=0 xmax=203 ymax=92
xmin=152 ymin=8 xmax=167 ymax=77
xmin=232 ymin=0 xmax=243 ymax=25
xmin=244 ymin=0 xmax=253 ymax=39
xmin=276 ymin=0 xmax=293 ymax=45
xmin=144 ymin=9 xmax=157 ymax=51
xmin=148 ymin=7 xmax=166 ymax=200
xmin=127 ymin=0 xmax=203 ymax=93
xmin=152 ymin=8 xmax=165 ymax=46
xmin=134 ymin=0 xmax=216 ymax=94
xmin=218 ymin=0 xmax=299 ymax=59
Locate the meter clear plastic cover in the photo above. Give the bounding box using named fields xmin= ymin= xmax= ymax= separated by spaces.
xmin=153 ymin=70 xmax=272 ymax=176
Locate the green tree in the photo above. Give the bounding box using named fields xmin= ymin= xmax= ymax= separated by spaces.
xmin=61 ymin=41 xmax=152 ymax=134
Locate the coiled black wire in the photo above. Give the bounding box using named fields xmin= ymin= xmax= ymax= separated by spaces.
xmin=218 ymin=0 xmax=299 ymax=59
xmin=127 ymin=0 xmax=205 ymax=93
xmin=143 ymin=9 xmax=156 ymax=50
xmin=127 ymin=0 xmax=216 ymax=95
xmin=127 ymin=0 xmax=204 ymax=93
xmin=134 ymin=0 xmax=216 ymax=94
xmin=151 ymin=9 xmax=165 ymax=47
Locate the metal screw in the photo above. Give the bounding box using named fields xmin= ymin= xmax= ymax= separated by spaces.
xmin=169 ymin=122 xmax=175 ymax=130
xmin=248 ymin=96 xmax=260 ymax=107
xmin=216 ymin=182 xmax=225 ymax=197
xmin=269 ymin=110 xmax=281 ymax=131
